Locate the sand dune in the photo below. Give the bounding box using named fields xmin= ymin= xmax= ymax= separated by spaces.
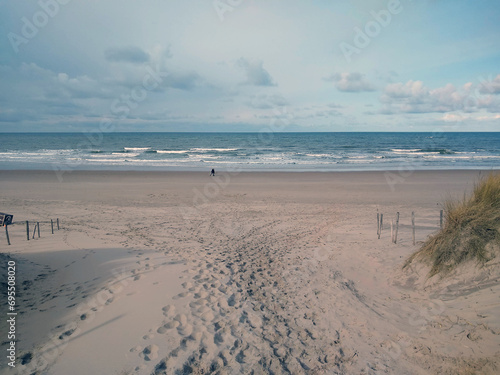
xmin=0 ymin=170 xmax=498 ymax=374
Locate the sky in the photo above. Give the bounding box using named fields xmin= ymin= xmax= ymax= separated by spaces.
xmin=0 ymin=0 xmax=499 ymax=132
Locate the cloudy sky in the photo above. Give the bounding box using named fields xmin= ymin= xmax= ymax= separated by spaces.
xmin=1 ymin=0 xmax=499 ymax=132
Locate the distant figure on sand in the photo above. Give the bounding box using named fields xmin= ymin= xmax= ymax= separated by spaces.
xmin=210 ymin=168 xmax=215 ymax=176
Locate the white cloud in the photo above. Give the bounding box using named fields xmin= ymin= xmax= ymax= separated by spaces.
xmin=325 ymin=72 xmax=376 ymax=92
xmin=380 ymin=79 xmax=500 ymax=114
xmin=442 ymin=113 xmax=500 ymax=122
xmin=478 ymin=74 xmax=500 ymax=94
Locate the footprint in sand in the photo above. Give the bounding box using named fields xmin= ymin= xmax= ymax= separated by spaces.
xmin=141 ymin=344 xmax=159 ymax=361
xmin=241 ymin=310 xmax=262 ymax=329
xmin=188 ymin=331 xmax=203 ymax=342
xmin=177 ymin=323 xmax=193 ymax=336
xmin=227 ymin=293 xmax=241 ymax=307
xmin=58 ymin=328 xmax=76 ymax=340
xmin=207 ymin=294 xmax=219 ymax=304
xmin=164 ymin=321 xmax=180 ymax=329
xmin=189 ymin=299 xmax=207 ymax=309
xmin=162 ymin=304 xmax=176 ymax=317
xmin=217 ymin=297 xmax=229 ymax=310
xmin=173 ymin=291 xmax=192 ymax=299
xmin=156 ymin=325 xmax=168 ymax=334
xmin=194 ymin=291 xmax=208 ymax=299
xmin=158 ymin=317 xmax=184 ymax=333
xmin=211 ymin=280 xmax=222 ymax=289
xmin=174 ymin=314 xmax=188 ymax=326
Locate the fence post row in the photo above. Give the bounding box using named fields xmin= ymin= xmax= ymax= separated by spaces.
xmin=1 ymin=218 xmax=61 ymax=244
xmin=379 ymin=211 xmax=445 ymax=244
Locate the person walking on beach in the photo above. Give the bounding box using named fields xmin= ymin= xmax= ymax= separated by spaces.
xmin=210 ymin=168 xmax=215 ymax=176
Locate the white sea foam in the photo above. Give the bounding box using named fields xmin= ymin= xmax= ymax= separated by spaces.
xmin=124 ymin=147 xmax=151 ymax=151
xmin=391 ymin=149 xmax=421 ymax=152
xmin=111 ymin=152 xmax=140 ymax=157
xmin=191 ymin=148 xmax=238 ymax=152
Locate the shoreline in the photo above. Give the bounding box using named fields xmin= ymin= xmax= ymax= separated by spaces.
xmin=0 ymin=168 xmax=495 ymax=175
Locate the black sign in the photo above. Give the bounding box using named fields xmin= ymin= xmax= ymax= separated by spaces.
xmin=0 ymin=213 xmax=13 ymax=226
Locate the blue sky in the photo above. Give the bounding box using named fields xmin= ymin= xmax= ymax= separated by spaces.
xmin=0 ymin=0 xmax=499 ymax=132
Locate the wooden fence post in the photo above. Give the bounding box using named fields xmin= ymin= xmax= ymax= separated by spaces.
xmin=37 ymin=222 xmax=40 ymax=238
xmin=5 ymin=225 xmax=10 ymax=246
xmin=391 ymin=220 xmax=394 ymax=243
xmin=394 ymin=212 xmax=400 ymax=244
xmin=26 ymin=221 xmax=30 ymax=241
xmin=411 ymin=212 xmax=415 ymax=245
xmin=51 ymin=219 xmax=54 ymax=234
xmin=377 ymin=213 xmax=380 ymax=239
xmin=32 ymin=223 xmax=37 ymax=239
xmin=380 ymin=214 xmax=383 ymax=236
xmin=440 ymin=210 xmax=443 ymax=229
xmin=57 ymin=218 xmax=60 ymax=230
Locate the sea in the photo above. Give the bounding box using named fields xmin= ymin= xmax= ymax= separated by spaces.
xmin=0 ymin=132 xmax=499 ymax=172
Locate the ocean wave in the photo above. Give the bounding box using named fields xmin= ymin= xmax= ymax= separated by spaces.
xmin=304 ymin=153 xmax=340 ymax=158
xmin=191 ymin=148 xmax=238 ymax=152
xmin=389 ymin=148 xmax=456 ymax=155
xmin=111 ymin=152 xmax=140 ymax=157
xmin=419 ymin=148 xmax=455 ymax=155
xmin=391 ymin=149 xmax=421 ymax=152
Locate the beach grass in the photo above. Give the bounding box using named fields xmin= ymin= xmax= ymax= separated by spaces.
xmin=405 ymin=173 xmax=500 ymax=276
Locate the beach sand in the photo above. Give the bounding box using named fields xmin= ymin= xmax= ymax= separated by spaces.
xmin=0 ymin=170 xmax=498 ymax=374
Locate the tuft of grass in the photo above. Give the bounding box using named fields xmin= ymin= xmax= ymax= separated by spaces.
xmin=405 ymin=173 xmax=500 ymax=277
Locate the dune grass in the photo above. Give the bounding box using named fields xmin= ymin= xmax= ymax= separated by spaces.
xmin=405 ymin=173 xmax=500 ymax=277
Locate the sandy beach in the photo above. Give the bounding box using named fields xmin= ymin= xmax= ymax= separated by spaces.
xmin=0 ymin=170 xmax=499 ymax=374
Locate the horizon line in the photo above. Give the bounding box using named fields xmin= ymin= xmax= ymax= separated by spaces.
xmin=1 ymin=131 xmax=500 ymax=134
